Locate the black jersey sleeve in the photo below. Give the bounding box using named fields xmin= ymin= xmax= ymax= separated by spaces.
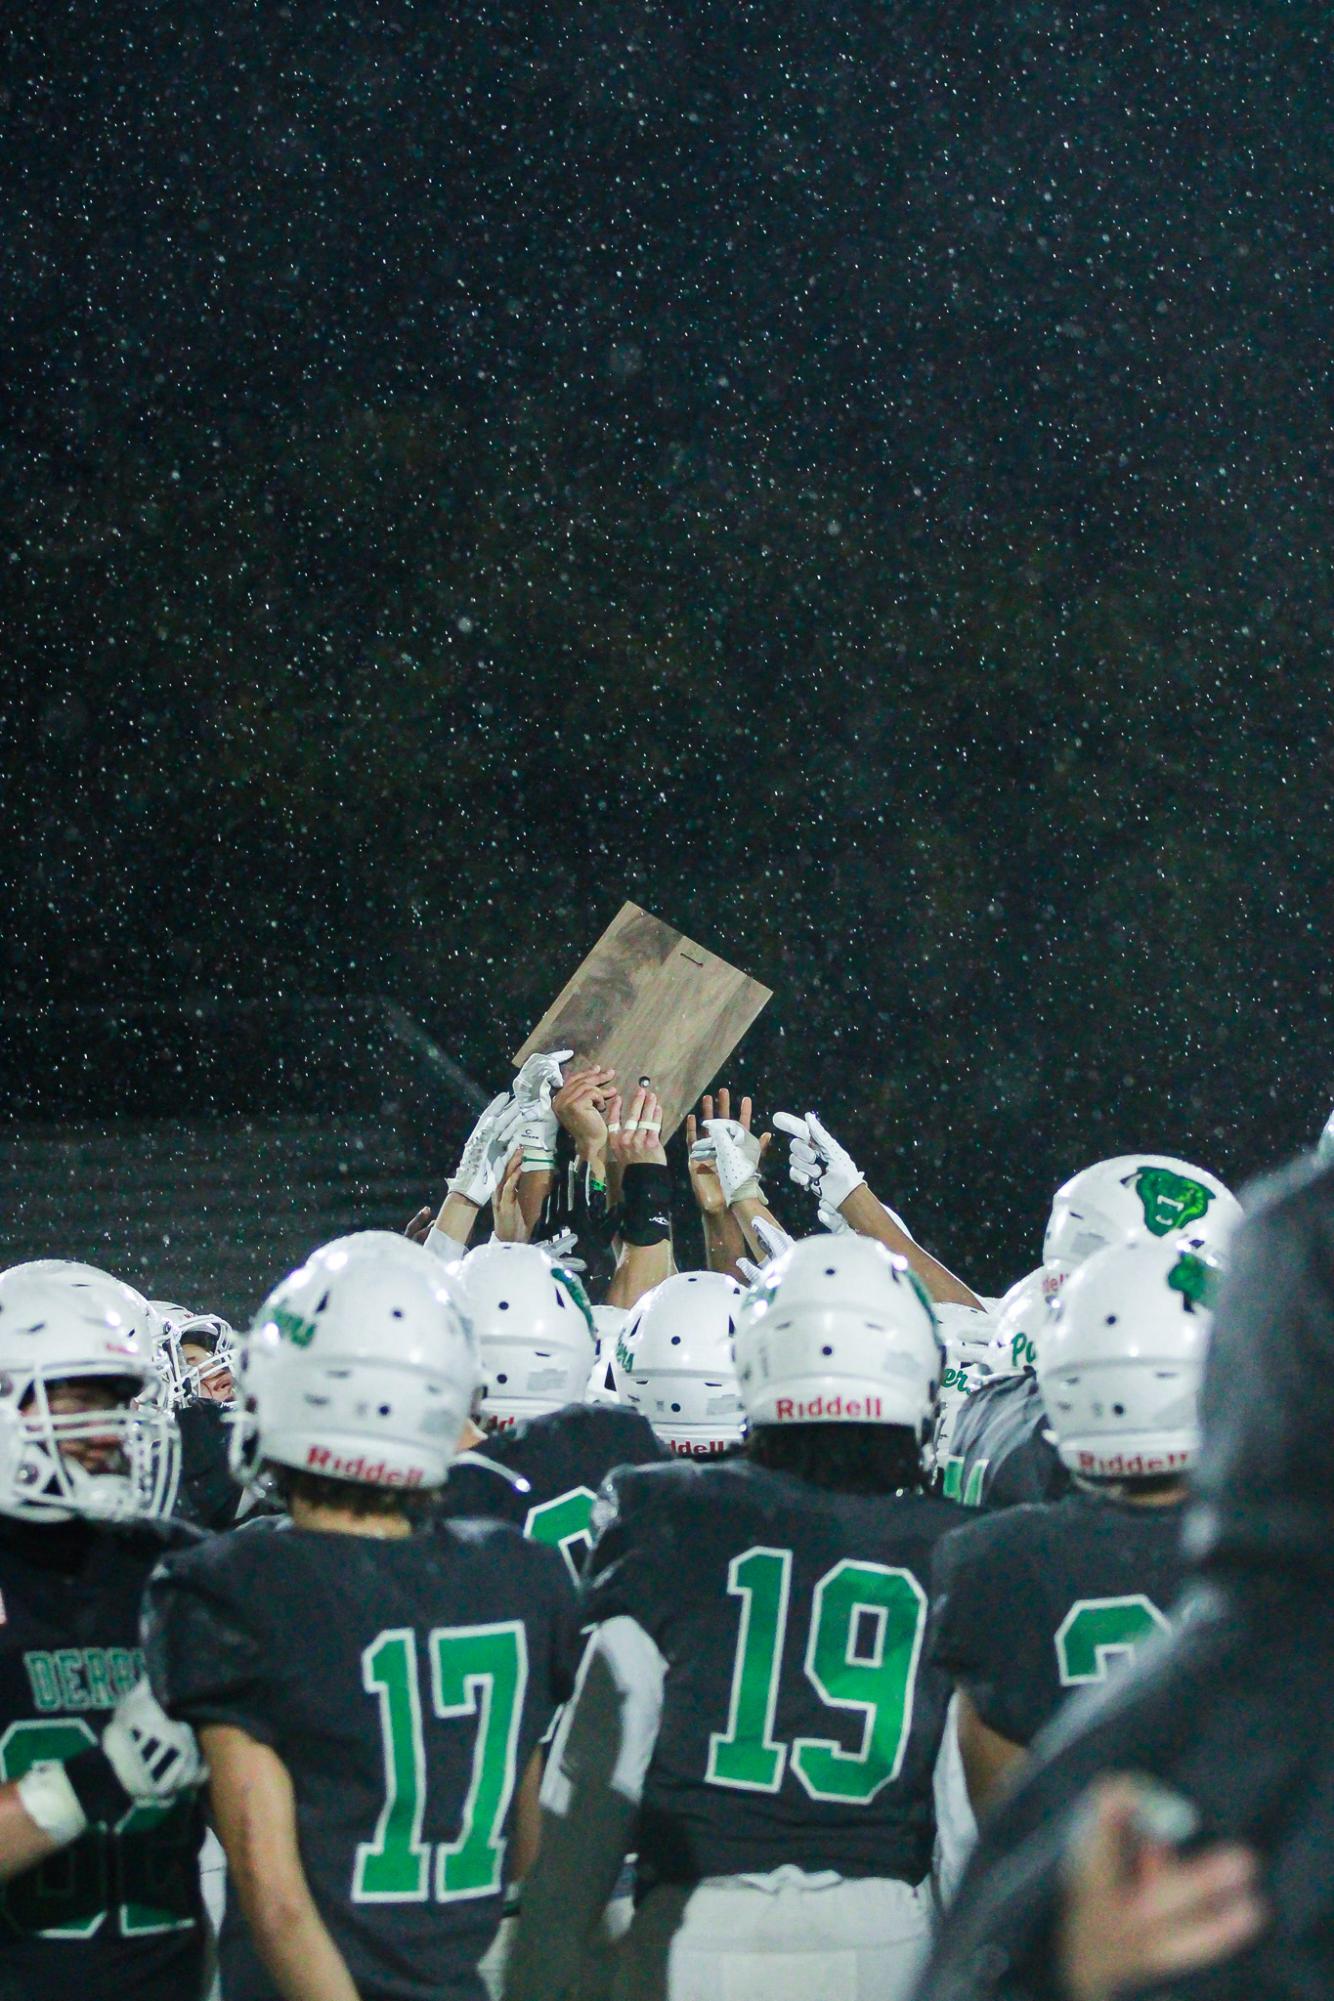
xmin=930 ymin=1513 xmax=1044 ymax=1746
xmin=529 ymin=1535 xmax=585 ymax=1704
xmin=579 ymin=1463 xmax=676 ymax=1642
xmin=142 ymin=1536 xmax=277 ymax=1745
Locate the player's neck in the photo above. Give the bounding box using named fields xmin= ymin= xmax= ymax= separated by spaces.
xmin=288 ymin=1495 xmax=416 ymax=1538
xmin=1111 ymin=1481 xmax=1188 ymax=1508
xmin=457 ymin=1417 xmax=487 ymax=1451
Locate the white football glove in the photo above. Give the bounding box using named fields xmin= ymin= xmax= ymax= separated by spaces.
xmin=102 ymin=1679 xmax=208 ymax=1800
xmin=773 ymin=1111 xmax=866 ymax=1214
xmin=447 ymin=1092 xmax=526 ymax=1206
xmin=751 ymin=1214 xmax=795 ymax=1263
xmin=511 ymin=1049 xmax=574 ymax=1170
xmin=701 ymin=1119 xmax=765 ymax=1205
xmin=513 ymin=1048 xmax=574 ymax=1102
xmin=535 ymin=1228 xmax=586 ymax=1273
xmin=737 ymin=1215 xmax=796 ymax=1287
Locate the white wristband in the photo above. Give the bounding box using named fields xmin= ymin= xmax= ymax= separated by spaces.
xmin=16 ymin=1762 xmax=87 ymax=1846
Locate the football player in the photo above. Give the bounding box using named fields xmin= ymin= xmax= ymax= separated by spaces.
xmin=0 ymin=1265 xmax=209 ymax=2001
xmin=930 ymin=1234 xmax=1216 ymax=1817
xmin=929 ymin=1303 xmax=1001 ymax=1476
xmin=505 ymin=1233 xmax=967 ymax=2001
xmin=435 ymin=1241 xmax=668 ymax=1577
xmin=945 ymin=1151 xmax=1239 ymax=1511
xmin=939 ymin=1266 xmax=1068 ymax=1512
xmin=911 ymin=1156 xmax=1330 ymax=2001
xmin=144 ymin=1231 xmax=580 ymax=2001
xmin=176 ymin=1315 xmax=236 ymax=1404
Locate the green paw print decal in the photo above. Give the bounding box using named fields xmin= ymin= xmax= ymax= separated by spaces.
xmin=1168 ymin=1251 xmax=1219 ymax=1314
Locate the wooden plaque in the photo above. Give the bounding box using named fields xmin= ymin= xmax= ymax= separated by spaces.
xmin=513 ymin=902 xmax=773 ymax=1140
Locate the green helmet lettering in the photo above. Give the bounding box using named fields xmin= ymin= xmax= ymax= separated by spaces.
xmin=272 ymin=1303 xmax=317 ymax=1348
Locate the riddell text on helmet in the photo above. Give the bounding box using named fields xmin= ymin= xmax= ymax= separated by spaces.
xmin=774 ymin=1395 xmax=884 ymax=1421
xmin=1077 ymin=1449 xmax=1190 ymax=1477
xmin=305 ymin=1445 xmax=425 ymax=1486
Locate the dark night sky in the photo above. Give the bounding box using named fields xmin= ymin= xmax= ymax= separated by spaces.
xmin=1 ymin=0 xmax=1329 ymax=1288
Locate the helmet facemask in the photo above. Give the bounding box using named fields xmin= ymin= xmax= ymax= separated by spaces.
xmin=0 ymin=1365 xmax=180 ymax=1524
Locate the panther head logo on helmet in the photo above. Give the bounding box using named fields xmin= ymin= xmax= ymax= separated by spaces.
xmin=1126 ymin=1166 xmax=1215 ymax=1237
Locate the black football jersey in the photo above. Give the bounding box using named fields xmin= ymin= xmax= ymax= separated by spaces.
xmin=145 ymin=1513 xmax=581 ymax=2001
xmin=929 ymin=1490 xmax=1188 ymax=1746
xmin=435 ymin=1403 xmax=669 ymax=1578
xmin=583 ymin=1456 xmax=969 ymax=1890
xmin=0 ymin=1515 xmax=208 ymax=2001
xmin=939 ymin=1372 xmax=1069 ymax=1510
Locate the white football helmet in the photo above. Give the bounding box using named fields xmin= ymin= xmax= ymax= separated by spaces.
xmin=616 ymin=1273 xmax=745 ymax=1454
xmin=176 ymin=1314 xmax=237 ymax=1403
xmin=454 ymin=1242 xmax=595 ymax=1430
xmin=231 ymin=1232 xmax=476 ymax=1491
xmin=1038 ymin=1234 xmax=1221 ymax=1480
xmin=733 ymin=1236 xmax=943 ymax=1436
xmin=990 ymin=1267 xmax=1054 ymax=1374
xmin=1 ymin=1262 xmax=163 ymax=1345
xmin=1043 ymin=1155 xmax=1240 ymax=1287
xmin=0 ymin=1269 xmax=179 ymax=1523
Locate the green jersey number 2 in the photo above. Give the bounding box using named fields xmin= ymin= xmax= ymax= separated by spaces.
xmin=706 ymin=1547 xmax=928 ymax=1805
xmin=1055 ymin=1595 xmax=1170 ymax=1687
xmin=0 ymin=1719 xmax=196 ymax=1939
xmin=524 ymin=1487 xmax=598 ymax=1581
xmin=353 ymin=1621 xmax=528 ymax=1905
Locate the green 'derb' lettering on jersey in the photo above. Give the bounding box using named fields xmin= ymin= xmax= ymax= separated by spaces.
xmin=273 ymin=1304 xmax=318 ymax=1348
xmin=1168 ymin=1251 xmax=1219 ymax=1314
xmin=1129 ymin=1167 xmax=1214 ymax=1237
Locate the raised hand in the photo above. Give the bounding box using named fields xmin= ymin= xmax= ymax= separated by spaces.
xmin=702 ymin=1118 xmax=766 ymax=1206
xmin=750 ymin=1214 xmax=794 ymax=1263
xmin=611 ymin=1084 xmax=667 ymax=1169
xmin=491 ymin=1148 xmax=532 ymax=1243
xmin=688 ymin=1089 xmax=770 ymax=1203
xmin=403 ymin=1205 xmax=434 ymax=1245
xmin=773 ymin=1110 xmax=866 ymax=1213
xmin=513 ymin=1048 xmax=575 ymax=1104
xmin=512 ymin=1049 xmax=576 ymax=1170
xmin=552 ymin=1065 xmax=617 ymax=1162
xmin=447 ymin=1091 xmax=527 ymax=1207
xmin=685 ymin=1102 xmax=727 ymax=1216
xmin=684 ymin=1089 xmax=766 ymax=1282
